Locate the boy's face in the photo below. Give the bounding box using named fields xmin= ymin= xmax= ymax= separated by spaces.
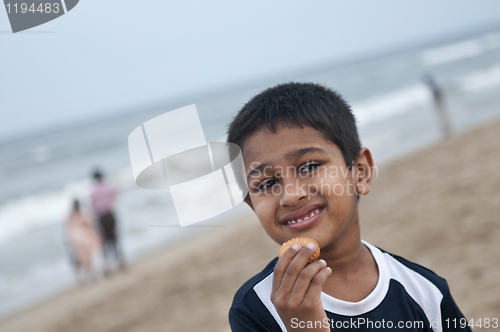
xmin=242 ymin=125 xmax=373 ymax=250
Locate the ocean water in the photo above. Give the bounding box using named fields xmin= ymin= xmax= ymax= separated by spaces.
xmin=1 ymin=27 xmax=500 ymax=319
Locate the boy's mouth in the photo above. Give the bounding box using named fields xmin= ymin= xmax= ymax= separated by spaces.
xmin=280 ymin=204 xmax=324 ymax=230
xmin=285 ymin=208 xmax=323 ymax=224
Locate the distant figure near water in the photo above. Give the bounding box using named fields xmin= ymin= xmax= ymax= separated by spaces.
xmin=424 ymin=74 xmax=452 ymax=139
xmin=65 ymin=199 xmax=102 ymax=282
xmin=91 ymin=169 xmax=126 ymax=273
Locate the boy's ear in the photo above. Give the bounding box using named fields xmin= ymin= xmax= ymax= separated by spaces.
xmin=244 ymin=198 xmax=255 ymax=211
xmin=354 ymin=147 xmax=374 ymax=196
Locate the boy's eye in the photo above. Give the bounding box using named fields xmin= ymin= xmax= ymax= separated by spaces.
xmin=258 ymin=179 xmax=278 ymax=190
xmin=298 ymin=163 xmax=321 ymax=175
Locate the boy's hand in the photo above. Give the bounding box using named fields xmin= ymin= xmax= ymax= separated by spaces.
xmin=271 ymin=242 xmax=332 ymax=332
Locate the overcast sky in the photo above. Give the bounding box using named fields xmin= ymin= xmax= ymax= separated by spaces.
xmin=2 ymin=0 xmax=500 ymax=141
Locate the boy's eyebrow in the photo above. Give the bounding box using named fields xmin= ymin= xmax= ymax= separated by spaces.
xmin=284 ymin=147 xmax=328 ymax=160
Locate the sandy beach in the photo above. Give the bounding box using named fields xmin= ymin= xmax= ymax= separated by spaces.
xmin=1 ymin=118 xmax=499 ymax=332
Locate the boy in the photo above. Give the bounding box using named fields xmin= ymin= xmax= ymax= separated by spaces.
xmin=227 ymin=83 xmax=470 ymax=331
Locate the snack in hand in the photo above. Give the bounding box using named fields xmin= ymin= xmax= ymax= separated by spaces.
xmin=278 ymin=237 xmax=320 ymax=265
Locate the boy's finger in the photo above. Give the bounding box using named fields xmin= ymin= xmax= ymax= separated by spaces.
xmin=272 ymin=244 xmax=301 ymax=292
xmin=302 ymin=266 xmax=332 ymax=304
xmin=277 ymin=242 xmax=319 ymax=294
xmin=288 ymin=259 xmax=327 ymax=302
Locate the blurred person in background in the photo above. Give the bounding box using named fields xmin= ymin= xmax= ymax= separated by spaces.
xmin=91 ymin=169 xmax=126 ymax=273
xmin=424 ymin=74 xmax=452 ymax=139
xmin=65 ymin=199 xmax=103 ymax=283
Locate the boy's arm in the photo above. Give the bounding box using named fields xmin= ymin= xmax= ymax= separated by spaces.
xmin=271 ymin=243 xmax=331 ymax=332
xmin=440 ymin=289 xmax=472 ymax=332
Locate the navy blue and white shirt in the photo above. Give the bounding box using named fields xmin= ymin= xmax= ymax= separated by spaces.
xmin=229 ymin=241 xmax=471 ymax=331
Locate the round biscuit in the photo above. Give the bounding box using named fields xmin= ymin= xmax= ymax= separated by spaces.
xmin=277 ymin=237 xmax=320 ymax=265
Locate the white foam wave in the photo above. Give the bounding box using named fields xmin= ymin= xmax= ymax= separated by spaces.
xmin=420 ymin=39 xmax=483 ymax=66
xmin=420 ymin=30 xmax=500 ymax=67
xmin=352 ymin=84 xmax=431 ymax=127
xmin=0 ymin=181 xmax=91 ymax=245
xmin=0 ymin=165 xmax=136 ymax=245
xmin=458 ymin=64 xmax=500 ymax=92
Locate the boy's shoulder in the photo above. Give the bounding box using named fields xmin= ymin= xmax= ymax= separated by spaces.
xmin=231 ymin=257 xmax=278 ymax=306
xmin=378 ymin=246 xmax=450 ymax=295
xmin=229 ymin=257 xmax=285 ymax=332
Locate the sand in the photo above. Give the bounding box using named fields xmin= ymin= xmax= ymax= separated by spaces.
xmin=1 ymin=118 xmax=499 ymax=332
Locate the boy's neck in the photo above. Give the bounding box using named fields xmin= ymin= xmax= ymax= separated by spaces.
xmin=320 ymin=206 xmax=364 ymax=265
xmin=321 ymin=229 xmax=367 ymax=273
xmin=319 ymin=210 xmax=379 ymax=302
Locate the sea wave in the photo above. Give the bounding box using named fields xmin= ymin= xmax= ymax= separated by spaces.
xmin=420 ymin=31 xmax=500 ymax=66
xmin=458 ymin=64 xmax=500 ymax=92
xmin=0 ymin=181 xmax=91 ymax=245
xmin=420 ymin=40 xmax=483 ymax=66
xmin=0 ymin=167 xmax=134 ymax=245
xmin=352 ymin=84 xmax=431 ymax=127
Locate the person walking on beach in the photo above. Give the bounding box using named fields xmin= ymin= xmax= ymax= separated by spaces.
xmin=425 ymin=74 xmax=452 ymax=139
xmin=65 ymin=199 xmax=102 ymax=283
xmin=90 ymin=169 xmax=126 ymax=273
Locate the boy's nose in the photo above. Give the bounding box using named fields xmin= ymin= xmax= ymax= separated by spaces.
xmin=279 ymin=179 xmax=307 ymax=207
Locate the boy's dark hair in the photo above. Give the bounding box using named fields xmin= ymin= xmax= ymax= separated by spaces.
xmin=227 ymin=82 xmax=362 ymax=201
